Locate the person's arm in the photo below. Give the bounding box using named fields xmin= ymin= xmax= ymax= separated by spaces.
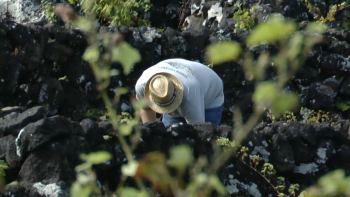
xmin=135 ymin=83 xmax=156 ymax=123
xmin=140 ymin=106 xmax=156 ymax=123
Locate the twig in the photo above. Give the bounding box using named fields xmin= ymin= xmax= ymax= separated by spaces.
xmin=209 ymin=110 xmax=263 ymax=174
xmin=238 ymin=159 xmax=280 ymax=195
xmin=177 ymin=0 xmax=190 ymax=31
xmin=100 ymin=91 xmax=134 ymax=162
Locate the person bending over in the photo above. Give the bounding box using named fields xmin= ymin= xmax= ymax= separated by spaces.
xmin=135 ymin=58 xmax=224 ymax=127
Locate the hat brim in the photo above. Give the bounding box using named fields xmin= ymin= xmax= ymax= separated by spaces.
xmin=144 ymin=72 xmax=184 ymax=114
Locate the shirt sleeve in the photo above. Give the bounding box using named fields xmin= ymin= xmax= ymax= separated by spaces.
xmin=135 ymin=83 xmax=146 ymax=100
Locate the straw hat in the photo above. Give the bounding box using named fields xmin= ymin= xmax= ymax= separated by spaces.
xmin=144 ymin=72 xmax=184 ymax=114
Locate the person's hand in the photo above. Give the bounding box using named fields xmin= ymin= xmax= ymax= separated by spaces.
xmin=140 ymin=107 xmax=156 ymax=123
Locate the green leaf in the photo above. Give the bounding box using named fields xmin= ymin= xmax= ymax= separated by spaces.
xmin=68 ymin=0 xmax=75 ymax=3
xmin=271 ymin=93 xmax=299 ymax=116
xmin=80 ymin=0 xmax=94 ymax=13
xmin=0 ymin=160 xmax=9 ymax=177
xmin=112 ymin=41 xmax=141 ymax=75
xmin=209 ymin=174 xmax=229 ymax=195
xmin=252 ymin=82 xmax=279 ymax=107
xmin=253 ymin=82 xmax=298 ymax=115
xmin=102 ymin=4 xmax=113 ymax=18
xmin=186 ymin=173 xmax=208 ymax=196
xmin=117 ymin=87 xmax=129 ymax=95
xmin=246 ymin=14 xmax=297 ymax=45
xmin=119 ymin=187 xmax=149 ymax=197
xmin=74 ymin=162 xmax=91 ymax=173
xmin=118 ymin=119 xmax=139 ymax=136
xmin=0 ymin=160 xmax=9 ymax=169
xmin=7 ymin=181 xmax=17 ymax=186
xmin=58 ymin=76 xmax=68 ymax=81
xmin=74 ymin=17 xmax=95 ymax=32
xmin=195 ymin=173 xmax=208 ymax=185
xmin=80 ymin=151 xmax=112 ymax=164
xmin=287 ymin=32 xmax=303 ymax=60
xmin=82 ymin=45 xmax=100 ymax=63
xmin=317 ymin=169 xmax=348 ymax=196
xmin=298 ymin=191 xmax=307 ymax=197
xmin=305 ymin=22 xmax=328 ymax=34
xmin=169 ymin=145 xmax=193 ymax=173
xmin=103 ymin=135 xmax=113 ymax=140
xmin=336 ymin=99 xmax=350 ymax=111
xmin=205 ymin=41 xmax=242 ymax=64
xmin=121 ymin=161 xmax=139 ymax=177
xmin=70 ymin=182 xmax=92 ymax=197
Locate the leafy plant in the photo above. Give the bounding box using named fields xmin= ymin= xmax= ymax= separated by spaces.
xmin=0 ymin=160 xmax=9 ymax=188
xmin=249 ymin=155 xmax=260 ymax=168
xmin=216 ymin=138 xmax=306 ymax=197
xmin=266 ymin=107 xmax=339 ymax=125
xmin=41 ymin=0 xmax=56 ymax=22
xmin=58 ymin=76 xmax=68 ymax=81
xmin=289 ymin=184 xmax=301 ymax=197
xmin=54 ymin=4 xmax=145 ymax=196
xmin=53 ymin=2 xmax=327 ymax=196
xmin=68 ymin=0 xmax=151 ymax=26
xmin=266 ymin=109 xmax=297 ymax=123
xmin=233 ymin=3 xmax=256 ymax=33
xmin=300 ymin=107 xmax=338 ymax=125
xmin=85 ymin=108 xmax=106 ymax=118
xmin=304 ymin=169 xmax=350 ymax=197
xmin=206 ymin=41 xmax=242 ymax=64
xmin=216 ymin=137 xmax=239 ymax=153
xmin=301 ymin=0 xmax=350 ymax=30
xmin=261 ymin=163 xmax=276 ymax=176
xmin=336 ymin=98 xmax=350 ymax=111
xmin=275 ymin=177 xmax=286 ymax=193
xmin=206 ymin=14 xmax=326 ymax=196
xmin=71 ymin=151 xmax=112 ymax=196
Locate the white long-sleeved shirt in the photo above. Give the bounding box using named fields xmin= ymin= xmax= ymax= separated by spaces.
xmin=135 ymin=58 xmax=224 ymax=124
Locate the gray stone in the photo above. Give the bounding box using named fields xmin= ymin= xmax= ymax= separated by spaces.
xmin=0 ymin=106 xmax=46 ymax=136
xmin=0 ymin=0 xmax=45 ymax=24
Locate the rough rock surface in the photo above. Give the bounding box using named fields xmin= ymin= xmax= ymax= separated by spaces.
xmin=1 ymin=0 xmax=350 ymax=196
xmin=0 ymin=0 xmax=45 ymax=25
xmin=0 ymin=110 xmax=348 ymax=196
xmin=1 ymin=1 xmax=350 ymax=124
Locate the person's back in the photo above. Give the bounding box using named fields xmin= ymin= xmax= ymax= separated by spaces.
xmin=135 ymin=58 xmax=224 ymax=126
xmin=161 ymin=58 xmax=224 ymax=109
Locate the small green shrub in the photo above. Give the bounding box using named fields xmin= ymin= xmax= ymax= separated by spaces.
xmin=216 ymin=138 xmax=306 ymax=197
xmin=58 ymin=76 xmax=68 ymax=81
xmin=118 ymin=112 xmax=132 ymax=123
xmin=266 ymin=109 xmax=297 ymax=123
xmin=85 ymin=108 xmax=132 ymax=123
xmin=41 ymin=0 xmax=56 ymax=22
xmin=85 ymin=108 xmax=106 ymax=118
xmin=233 ymin=3 xmax=256 ymax=33
xmin=300 ymin=107 xmax=337 ymax=125
xmin=304 ymin=169 xmax=350 ymax=197
xmin=301 ymin=0 xmax=350 ymax=30
xmin=0 ymin=160 xmax=9 ymax=188
xmin=336 ymin=98 xmax=350 ymax=111
xmin=71 ymin=151 xmax=112 ymax=196
xmin=216 ymin=137 xmax=238 ymax=151
xmin=265 ymin=107 xmax=339 ymax=125
xmin=53 ymin=2 xmax=327 ymax=195
xmin=69 ymin=0 xmax=151 ymax=26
